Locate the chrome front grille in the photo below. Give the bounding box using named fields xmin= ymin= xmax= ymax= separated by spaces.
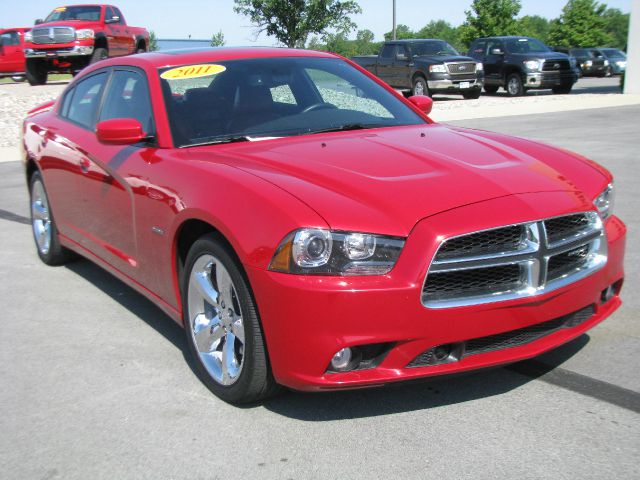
xmin=31 ymin=27 xmax=75 ymax=45
xmin=446 ymin=62 xmax=476 ymax=75
xmin=422 ymin=212 xmax=607 ymax=308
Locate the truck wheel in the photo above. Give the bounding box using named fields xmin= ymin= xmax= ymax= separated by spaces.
xmin=90 ymin=47 xmax=108 ymax=64
xmin=483 ymin=85 xmax=499 ymax=94
xmin=412 ymin=76 xmax=430 ymax=97
xmin=506 ymin=73 xmax=524 ymax=97
xmin=462 ymin=89 xmax=481 ymax=100
xmin=11 ymin=75 xmax=26 ymax=82
xmin=26 ymin=59 xmax=47 ymax=86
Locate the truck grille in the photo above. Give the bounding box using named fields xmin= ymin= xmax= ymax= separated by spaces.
xmin=30 ymin=27 xmax=75 ymax=45
xmin=542 ymin=59 xmax=571 ymax=71
xmin=422 ymin=212 xmax=607 ymax=308
xmin=446 ymin=62 xmax=476 ymax=75
xmin=407 ymin=304 xmax=595 ymax=367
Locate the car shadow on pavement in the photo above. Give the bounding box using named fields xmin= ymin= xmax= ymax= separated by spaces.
xmin=64 ymin=257 xmax=590 ymax=419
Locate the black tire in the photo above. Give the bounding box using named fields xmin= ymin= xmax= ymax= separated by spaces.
xmin=90 ymin=47 xmax=108 ymax=64
xmin=462 ymin=89 xmax=481 ymax=100
xmin=182 ymin=234 xmax=278 ymax=404
xmin=29 ymin=171 xmax=72 ymax=265
xmin=411 ymin=75 xmax=430 ymax=97
xmin=483 ymin=85 xmax=499 ymax=94
xmin=505 ymin=73 xmax=525 ymax=97
xmin=25 ymin=59 xmax=47 ymax=86
xmin=552 ymin=85 xmax=573 ymax=94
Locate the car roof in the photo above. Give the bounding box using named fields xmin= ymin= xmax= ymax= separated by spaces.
xmin=385 ymin=39 xmax=446 ymax=43
xmin=474 ymin=36 xmax=536 ymax=40
xmin=91 ymin=47 xmax=337 ymax=70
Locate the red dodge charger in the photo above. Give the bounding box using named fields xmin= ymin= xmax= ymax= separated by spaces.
xmin=22 ymin=47 xmax=626 ymax=403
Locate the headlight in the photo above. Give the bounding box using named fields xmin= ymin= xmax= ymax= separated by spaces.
xmin=524 ymin=60 xmax=541 ymax=71
xmin=603 ymin=59 xmax=610 ymax=66
xmin=429 ymin=64 xmax=447 ymax=73
xmin=616 ymin=61 xmax=626 ymax=67
xmin=24 ymin=31 xmax=32 ymax=42
xmin=76 ymin=29 xmax=94 ymax=40
xmin=584 ymin=60 xmax=593 ymax=67
xmin=269 ymin=228 xmax=405 ymax=275
xmin=475 ymin=62 xmax=483 ymax=72
xmin=594 ymin=183 xmax=614 ymax=220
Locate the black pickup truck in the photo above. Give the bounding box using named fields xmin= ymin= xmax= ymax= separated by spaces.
xmin=468 ymin=36 xmax=578 ymax=96
xmin=352 ymin=39 xmax=484 ymax=99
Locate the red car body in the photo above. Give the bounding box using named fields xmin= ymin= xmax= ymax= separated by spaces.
xmin=22 ymin=48 xmax=625 ymax=396
xmin=0 ymin=28 xmax=29 ymax=81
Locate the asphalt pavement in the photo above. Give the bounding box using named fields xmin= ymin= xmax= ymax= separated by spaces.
xmin=1 ymin=105 xmax=638 ymax=479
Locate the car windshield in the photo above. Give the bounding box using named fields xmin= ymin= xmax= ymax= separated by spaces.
xmin=505 ymin=38 xmax=550 ymax=54
xmin=44 ymin=6 xmax=102 ymax=22
xmin=411 ymin=41 xmax=459 ymax=56
xmin=600 ymin=48 xmax=626 ymax=59
xmin=159 ymin=56 xmax=426 ymax=148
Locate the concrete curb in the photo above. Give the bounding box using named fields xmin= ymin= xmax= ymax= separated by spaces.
xmin=0 ymin=147 xmax=21 ymax=164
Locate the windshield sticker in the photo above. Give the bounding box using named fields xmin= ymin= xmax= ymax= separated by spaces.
xmin=160 ymin=64 xmax=226 ymax=80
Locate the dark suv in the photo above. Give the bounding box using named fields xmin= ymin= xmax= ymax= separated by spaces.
xmin=468 ymin=36 xmax=578 ymax=96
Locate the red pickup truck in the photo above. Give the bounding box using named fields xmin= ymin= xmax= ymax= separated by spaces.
xmin=0 ymin=28 xmax=29 ymax=82
xmin=23 ymin=4 xmax=149 ymax=85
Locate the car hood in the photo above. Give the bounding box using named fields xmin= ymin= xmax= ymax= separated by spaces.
xmin=509 ymin=52 xmax=570 ymax=61
xmin=188 ymin=124 xmax=605 ymax=236
xmin=32 ymin=21 xmax=100 ymax=29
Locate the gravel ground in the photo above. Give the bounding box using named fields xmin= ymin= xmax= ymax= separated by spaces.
xmin=0 ymin=76 xmax=634 ymax=149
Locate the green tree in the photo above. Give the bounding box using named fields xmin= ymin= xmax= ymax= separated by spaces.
xmin=148 ymin=30 xmax=158 ymax=51
xmin=384 ymin=24 xmax=414 ymax=41
xmin=517 ymin=15 xmax=551 ymax=44
xmin=210 ymin=30 xmax=226 ymax=47
xmin=307 ymin=29 xmax=380 ymax=57
xmin=547 ymin=0 xmax=611 ymax=47
xmin=459 ymin=0 xmax=522 ymax=47
xmin=233 ymin=0 xmax=362 ymax=48
xmin=416 ymin=20 xmax=463 ymax=51
xmin=354 ymin=29 xmax=381 ymax=55
xmin=602 ymin=8 xmax=630 ymax=49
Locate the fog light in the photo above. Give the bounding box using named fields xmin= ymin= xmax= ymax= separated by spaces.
xmin=601 ymin=285 xmax=615 ymax=303
xmin=433 ymin=345 xmax=452 ymax=361
xmin=331 ymin=348 xmax=353 ymax=371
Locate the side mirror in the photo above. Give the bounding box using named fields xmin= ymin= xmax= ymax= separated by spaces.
xmin=105 ymin=16 xmax=120 ymax=24
xmin=35 ymin=19 xmax=43 ymax=25
xmin=490 ymin=48 xmax=504 ymax=55
xmin=408 ymin=95 xmax=433 ymax=115
xmin=96 ymin=118 xmax=147 ymax=145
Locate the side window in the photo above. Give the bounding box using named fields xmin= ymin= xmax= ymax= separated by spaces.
xmin=380 ymin=44 xmax=395 ymax=60
xmin=471 ymin=40 xmax=486 ymax=58
xmin=99 ymin=70 xmax=154 ymax=134
xmin=1 ymin=31 xmax=20 ymax=46
xmin=396 ymin=46 xmax=409 ymax=61
xmin=60 ymin=87 xmax=75 ymax=117
xmin=66 ymin=72 xmax=107 ymax=129
xmin=114 ymin=8 xmax=125 ymax=23
xmin=487 ymin=40 xmax=503 ymax=55
xmin=105 ymin=7 xmax=116 ymax=23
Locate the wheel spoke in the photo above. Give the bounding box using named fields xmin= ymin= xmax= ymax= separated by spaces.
xmin=221 ymin=332 xmax=236 ymax=383
xmin=215 ymin=264 xmax=234 ymax=306
xmin=193 ymin=313 xmax=224 ymax=352
xmin=231 ymin=316 xmax=244 ymax=345
xmin=32 ymin=202 xmax=48 ymax=221
xmin=193 ymin=269 xmax=220 ymax=308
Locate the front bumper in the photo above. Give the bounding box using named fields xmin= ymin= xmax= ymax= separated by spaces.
xmin=247 ymin=192 xmax=626 ymax=392
xmin=25 ymin=45 xmax=94 ymax=58
xmin=427 ymin=75 xmax=483 ymax=93
xmin=525 ymin=71 xmax=578 ymax=88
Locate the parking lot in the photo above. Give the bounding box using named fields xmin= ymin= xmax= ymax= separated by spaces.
xmin=0 ymin=79 xmax=639 ymax=478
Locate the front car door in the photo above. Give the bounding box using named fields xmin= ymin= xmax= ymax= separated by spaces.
xmin=0 ymin=30 xmax=24 ymax=73
xmin=484 ymin=39 xmax=505 ymax=85
xmin=113 ymin=7 xmax=135 ymax=54
xmin=104 ymin=6 xmax=124 ymax=56
xmin=376 ymin=43 xmax=396 ymax=84
xmin=392 ymin=44 xmax=412 ymax=88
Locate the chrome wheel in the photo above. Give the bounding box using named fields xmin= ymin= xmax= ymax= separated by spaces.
xmin=507 ymin=75 xmax=522 ymax=96
xmin=187 ymin=254 xmax=245 ymax=386
xmin=413 ymin=79 xmax=426 ymax=96
xmin=31 ymin=178 xmax=52 ymax=255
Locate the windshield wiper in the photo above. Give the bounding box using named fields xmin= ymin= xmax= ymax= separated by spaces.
xmin=307 ymin=123 xmax=385 ymax=135
xmin=184 ymin=136 xmax=252 ymax=147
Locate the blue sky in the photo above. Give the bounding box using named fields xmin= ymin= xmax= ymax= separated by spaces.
xmin=1 ymin=0 xmax=631 ymax=44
